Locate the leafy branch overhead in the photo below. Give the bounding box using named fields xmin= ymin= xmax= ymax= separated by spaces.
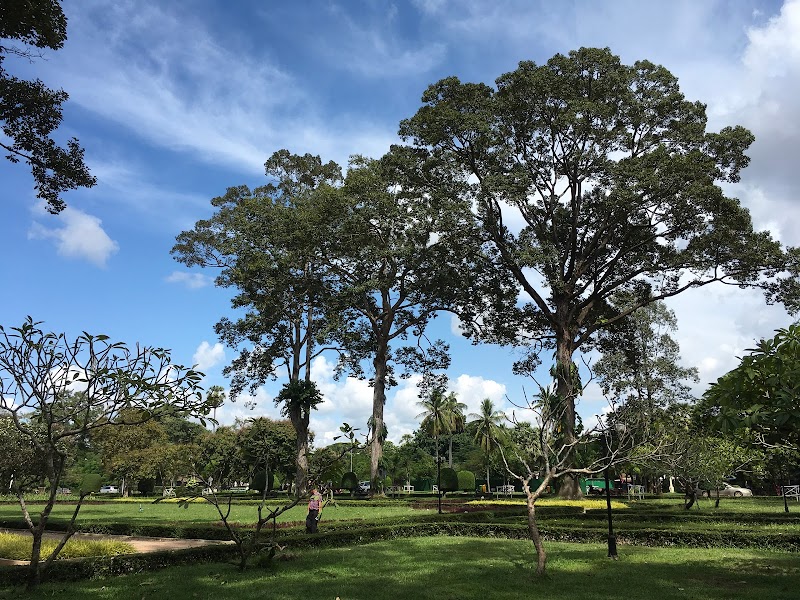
xmin=1 ymin=0 xmax=95 ymax=212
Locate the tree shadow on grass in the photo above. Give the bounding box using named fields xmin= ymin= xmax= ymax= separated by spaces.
xmin=15 ymin=537 xmax=800 ymax=600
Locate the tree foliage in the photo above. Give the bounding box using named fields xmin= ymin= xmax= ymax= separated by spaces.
xmin=593 ymin=295 xmax=698 ymax=412
xmin=702 ymin=323 xmax=800 ymax=449
xmin=399 ymin=46 xmax=794 ymax=497
xmin=0 ymin=317 xmax=207 ymax=588
xmin=0 ymin=0 xmax=95 ymax=212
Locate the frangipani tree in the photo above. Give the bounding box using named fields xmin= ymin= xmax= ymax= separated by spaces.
xmin=0 ymin=317 xmax=208 ymax=589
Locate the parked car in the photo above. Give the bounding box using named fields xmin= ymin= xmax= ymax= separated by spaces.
xmin=357 ymin=481 xmax=371 ymax=493
xmin=703 ymin=483 xmax=753 ymax=498
xmin=98 ymin=485 xmax=119 ymax=494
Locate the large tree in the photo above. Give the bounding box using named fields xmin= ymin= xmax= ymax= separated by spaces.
xmin=0 ymin=0 xmax=95 ymax=212
xmin=320 ymin=149 xmax=484 ymax=491
xmin=400 ymin=47 xmax=793 ymax=497
xmin=172 ymin=150 xmax=341 ymax=494
xmin=0 ymin=318 xmax=207 ymax=589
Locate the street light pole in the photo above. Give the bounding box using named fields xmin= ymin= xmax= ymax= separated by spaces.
xmin=604 ymin=467 xmax=617 ymax=559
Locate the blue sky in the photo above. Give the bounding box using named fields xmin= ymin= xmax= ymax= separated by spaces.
xmin=2 ymin=0 xmax=798 ymax=445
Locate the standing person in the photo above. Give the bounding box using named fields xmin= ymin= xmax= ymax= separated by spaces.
xmin=306 ymin=487 xmax=323 ymax=533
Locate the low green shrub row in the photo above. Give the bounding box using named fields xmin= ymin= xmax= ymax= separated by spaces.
xmin=275 ymin=521 xmax=800 ymax=553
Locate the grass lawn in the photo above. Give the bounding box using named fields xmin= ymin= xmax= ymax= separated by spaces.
xmin=0 ymin=501 xmax=422 ymax=529
xmin=0 ymin=532 xmax=132 ymax=561
xmin=8 ymin=536 xmax=800 ymax=600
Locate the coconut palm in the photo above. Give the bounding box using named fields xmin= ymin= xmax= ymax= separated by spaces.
xmin=443 ymin=393 xmax=467 ymax=468
xmin=469 ymin=398 xmax=505 ymax=493
xmin=417 ymin=389 xmax=452 ymax=513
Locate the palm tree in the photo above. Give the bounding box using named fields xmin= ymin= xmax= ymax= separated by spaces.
xmin=275 ymin=379 xmax=324 ymax=496
xmin=443 ymin=393 xmax=467 ymax=468
xmin=469 ymin=398 xmax=505 ymax=494
xmin=417 ymin=389 xmax=451 ymax=513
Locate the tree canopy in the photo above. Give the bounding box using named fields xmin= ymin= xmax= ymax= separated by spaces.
xmin=0 ymin=0 xmax=95 ymax=212
xmin=702 ymin=323 xmax=800 ymax=449
xmin=399 ymin=47 xmax=795 ymax=497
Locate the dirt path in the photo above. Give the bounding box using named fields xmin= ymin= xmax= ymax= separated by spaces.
xmin=0 ymin=528 xmax=232 ymax=566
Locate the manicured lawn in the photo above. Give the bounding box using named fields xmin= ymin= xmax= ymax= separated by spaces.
xmin=0 ymin=501 xmax=422 ymax=529
xmin=9 ymin=536 xmax=800 ymax=600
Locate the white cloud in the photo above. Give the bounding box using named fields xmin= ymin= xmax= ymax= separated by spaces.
xmin=192 ymin=341 xmax=225 ymax=371
xmin=28 ymin=206 xmax=119 ymax=267
xmin=166 ymin=271 xmax=213 ymax=289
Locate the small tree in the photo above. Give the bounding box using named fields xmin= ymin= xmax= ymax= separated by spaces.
xmin=341 ymin=471 xmax=359 ymax=496
xmin=439 ymin=467 xmax=459 ymax=493
xmin=457 ymin=470 xmax=476 ymax=492
xmin=0 ymin=318 xmax=207 ymax=589
xmin=500 ymin=375 xmax=647 ymax=575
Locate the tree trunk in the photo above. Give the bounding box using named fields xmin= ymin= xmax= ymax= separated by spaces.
xmin=448 ymin=435 xmax=453 ymax=468
xmin=486 ymin=461 xmax=490 ymax=495
xmin=526 ymin=499 xmax=547 ymax=575
xmin=370 ymin=338 xmax=389 ymax=494
xmin=27 ymin=532 xmax=43 ymax=590
xmin=294 ymin=415 xmax=309 ymax=496
xmin=555 ymin=327 xmax=582 ymax=499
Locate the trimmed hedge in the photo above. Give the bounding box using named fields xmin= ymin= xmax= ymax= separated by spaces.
xmin=457 ymin=471 xmax=476 ymax=492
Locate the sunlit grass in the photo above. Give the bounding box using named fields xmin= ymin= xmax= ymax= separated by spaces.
xmin=467 ymin=498 xmax=630 ymax=510
xmin=0 ymin=502 xmax=420 ymax=528
xmin=0 ymin=532 xmax=133 ymax=561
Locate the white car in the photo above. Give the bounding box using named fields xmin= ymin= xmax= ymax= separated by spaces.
xmin=98 ymin=485 xmax=119 ymax=494
xmin=704 ymin=483 xmax=753 ymax=498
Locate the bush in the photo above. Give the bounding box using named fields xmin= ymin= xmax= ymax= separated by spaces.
xmin=383 ymin=476 xmax=392 ymax=489
xmin=341 ymin=472 xmax=358 ymax=491
xmin=80 ymin=474 xmax=102 ymax=495
xmin=439 ymin=468 xmax=459 ymax=492
xmin=138 ymin=478 xmax=155 ymax=495
xmin=457 ymin=471 xmax=476 ymax=492
xmin=250 ymin=470 xmax=275 ymax=493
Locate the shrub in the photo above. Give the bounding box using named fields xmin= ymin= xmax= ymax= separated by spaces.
xmin=384 ymin=476 xmax=392 ymax=489
xmin=250 ymin=470 xmax=275 ymax=493
xmin=439 ymin=468 xmax=459 ymax=492
xmin=341 ymin=472 xmax=358 ymax=492
xmin=457 ymin=471 xmax=476 ymax=492
xmin=138 ymin=478 xmax=155 ymax=495
xmin=80 ymin=474 xmax=102 ymax=495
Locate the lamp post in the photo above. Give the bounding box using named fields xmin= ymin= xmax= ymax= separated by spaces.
xmin=604 ymin=422 xmax=625 ymax=559
xmin=604 ymin=466 xmax=617 ymax=559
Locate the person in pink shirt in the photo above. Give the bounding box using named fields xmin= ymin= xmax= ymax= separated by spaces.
xmin=306 ymin=487 xmax=323 ymax=533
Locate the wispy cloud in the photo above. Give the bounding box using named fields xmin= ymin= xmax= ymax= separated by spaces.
xmin=166 ymin=271 xmax=213 ymax=289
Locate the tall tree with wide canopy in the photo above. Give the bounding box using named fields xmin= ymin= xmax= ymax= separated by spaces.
xmin=400 ymin=47 xmax=793 ymax=497
xmin=172 ymin=150 xmax=342 ymax=494
xmin=1 ymin=0 xmax=95 ymax=212
xmin=319 ymin=149 xmax=485 ymax=491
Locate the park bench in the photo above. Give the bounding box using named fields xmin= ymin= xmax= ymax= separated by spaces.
xmin=494 ymin=485 xmax=515 ymax=498
xmin=782 ymin=485 xmax=800 ymax=501
xmin=628 ymin=484 xmax=645 ymax=500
